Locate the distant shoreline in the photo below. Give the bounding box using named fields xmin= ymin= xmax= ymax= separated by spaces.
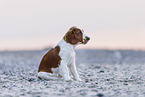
xmin=0 ymin=48 xmax=145 ymax=53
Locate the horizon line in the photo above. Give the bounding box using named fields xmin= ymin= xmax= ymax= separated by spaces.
xmin=0 ymin=47 xmax=145 ymax=52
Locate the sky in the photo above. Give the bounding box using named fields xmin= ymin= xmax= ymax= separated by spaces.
xmin=0 ymin=0 xmax=145 ymax=51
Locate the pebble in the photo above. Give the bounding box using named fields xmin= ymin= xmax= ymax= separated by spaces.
xmin=95 ymin=82 xmax=98 ymax=84
xmin=123 ymin=83 xmax=128 ymax=85
xmin=106 ymin=79 xmax=110 ymax=81
xmin=88 ymin=85 xmax=96 ymax=88
xmin=96 ymin=93 xmax=104 ymax=97
xmin=28 ymin=78 xmax=35 ymax=82
xmin=0 ymin=50 xmax=145 ymax=97
xmin=100 ymin=70 xmax=105 ymax=73
xmin=95 ymin=66 xmax=101 ymax=69
xmin=85 ymin=79 xmax=89 ymax=83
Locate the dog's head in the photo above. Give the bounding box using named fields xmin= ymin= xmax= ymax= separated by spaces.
xmin=64 ymin=27 xmax=90 ymax=45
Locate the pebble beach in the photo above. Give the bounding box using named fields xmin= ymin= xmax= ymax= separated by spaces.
xmin=0 ymin=49 xmax=145 ymax=97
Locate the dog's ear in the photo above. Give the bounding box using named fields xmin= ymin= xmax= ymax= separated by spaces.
xmin=69 ymin=27 xmax=82 ymax=39
xmin=64 ymin=27 xmax=82 ymax=45
xmin=72 ymin=29 xmax=77 ymax=38
xmin=65 ymin=28 xmax=75 ymax=43
xmin=69 ymin=27 xmax=76 ymax=38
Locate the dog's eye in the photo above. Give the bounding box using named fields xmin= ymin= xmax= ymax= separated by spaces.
xmin=78 ymin=32 xmax=81 ymax=34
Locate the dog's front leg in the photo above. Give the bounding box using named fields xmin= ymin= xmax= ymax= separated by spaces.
xmin=69 ymin=59 xmax=82 ymax=81
xmin=59 ymin=60 xmax=71 ymax=81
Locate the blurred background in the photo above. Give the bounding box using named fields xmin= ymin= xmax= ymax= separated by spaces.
xmin=0 ymin=0 xmax=145 ymax=51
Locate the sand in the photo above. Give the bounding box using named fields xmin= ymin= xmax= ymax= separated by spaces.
xmin=0 ymin=50 xmax=145 ymax=97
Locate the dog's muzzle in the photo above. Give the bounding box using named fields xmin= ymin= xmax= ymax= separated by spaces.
xmin=82 ymin=36 xmax=90 ymax=44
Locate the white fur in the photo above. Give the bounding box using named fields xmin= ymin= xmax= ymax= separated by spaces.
xmin=83 ymin=33 xmax=87 ymax=42
xmin=57 ymin=39 xmax=82 ymax=81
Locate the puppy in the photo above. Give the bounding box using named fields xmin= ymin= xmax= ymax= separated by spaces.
xmin=38 ymin=27 xmax=90 ymax=81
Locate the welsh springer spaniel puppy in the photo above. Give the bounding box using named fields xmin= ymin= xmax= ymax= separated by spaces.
xmin=38 ymin=27 xmax=90 ymax=81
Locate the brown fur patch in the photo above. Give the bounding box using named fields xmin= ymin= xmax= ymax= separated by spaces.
xmin=64 ymin=27 xmax=83 ymax=45
xmin=38 ymin=46 xmax=61 ymax=73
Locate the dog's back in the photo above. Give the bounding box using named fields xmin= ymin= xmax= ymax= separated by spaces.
xmin=38 ymin=46 xmax=61 ymax=73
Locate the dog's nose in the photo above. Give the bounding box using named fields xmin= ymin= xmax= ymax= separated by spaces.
xmin=86 ymin=36 xmax=90 ymax=40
